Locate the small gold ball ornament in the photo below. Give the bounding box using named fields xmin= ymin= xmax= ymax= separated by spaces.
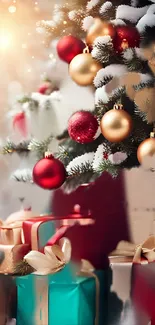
xmin=86 ymin=18 xmax=116 ymax=46
xmin=137 ymin=132 xmax=155 ymax=164
xmin=69 ymin=48 xmax=102 ymax=86
xmin=100 ymin=104 xmax=133 ymax=143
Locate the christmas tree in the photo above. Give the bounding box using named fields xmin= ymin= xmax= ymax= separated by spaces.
xmin=4 ymin=0 xmax=155 ymax=194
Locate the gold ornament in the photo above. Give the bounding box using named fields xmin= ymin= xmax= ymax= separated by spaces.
xmin=86 ymin=18 xmax=116 ymax=46
xmin=69 ymin=48 xmax=102 ymax=86
xmin=137 ymin=132 xmax=155 ymax=164
xmin=100 ymin=104 xmax=133 ymax=142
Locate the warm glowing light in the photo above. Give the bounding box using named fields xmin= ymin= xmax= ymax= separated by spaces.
xmin=49 ymin=53 xmax=54 ymax=59
xmin=8 ymin=5 xmax=17 ymax=13
xmin=27 ymin=68 xmax=31 ymax=73
xmin=63 ymin=21 xmax=67 ymax=25
xmin=32 ymin=56 xmax=35 ymax=59
xmin=22 ymin=43 xmax=27 ymax=49
xmin=34 ymin=6 xmax=40 ymax=12
xmin=0 ymin=31 xmax=12 ymax=50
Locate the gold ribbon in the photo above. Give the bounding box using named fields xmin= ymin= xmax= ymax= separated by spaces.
xmin=24 ymin=237 xmax=71 ymax=275
xmin=77 ymin=259 xmax=100 ymax=325
xmin=0 ymin=220 xmax=25 ymax=245
xmin=110 ymin=235 xmax=155 ymax=263
xmin=24 ymin=238 xmax=71 ymax=325
xmin=25 ymin=240 xmax=99 ymax=325
xmin=24 ymin=217 xmax=95 ymax=251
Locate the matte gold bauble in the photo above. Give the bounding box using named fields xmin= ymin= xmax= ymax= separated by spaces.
xmin=69 ymin=53 xmax=102 ymax=86
xmin=137 ymin=133 xmax=155 ymax=164
xmin=86 ymin=18 xmax=116 ymax=46
xmin=100 ymin=105 xmax=133 ymax=142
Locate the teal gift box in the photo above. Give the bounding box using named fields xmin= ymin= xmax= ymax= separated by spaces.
xmin=15 ymin=265 xmax=107 ymax=325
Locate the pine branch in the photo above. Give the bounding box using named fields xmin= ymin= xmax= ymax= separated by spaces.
xmin=56 ymin=135 xmax=104 ymax=167
xmin=14 ymin=260 xmax=35 ymax=275
xmin=94 ymin=87 xmax=125 ymax=121
xmin=18 ymin=96 xmax=39 ymax=110
xmin=67 ymin=161 xmax=93 ymax=176
xmin=100 ymin=3 xmax=116 ymax=20
xmin=1 ymin=140 xmax=30 ymax=155
xmin=134 ymin=80 xmax=155 ymax=91
xmin=28 ymin=135 xmax=53 ymax=159
xmin=56 ymin=130 xmax=69 ymax=141
xmin=96 ymin=160 xmax=120 ymax=177
xmin=55 ymin=145 xmax=72 ymax=165
xmin=92 ymin=39 xmax=115 ymax=65
xmin=123 ymin=49 xmax=144 ymax=72
xmin=64 ymin=171 xmax=99 ymax=193
xmin=134 ymin=105 xmax=147 ymax=122
xmin=11 ymin=169 xmax=33 ymax=183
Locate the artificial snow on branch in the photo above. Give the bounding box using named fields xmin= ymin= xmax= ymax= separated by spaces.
xmin=136 ymin=12 xmax=155 ymax=33
xmin=55 ymin=145 xmax=72 ymax=165
xmin=92 ymin=36 xmax=114 ymax=64
xmin=93 ymin=144 xmax=109 ymax=170
xmin=18 ymin=96 xmax=39 ymax=110
xmin=66 ymin=152 xmax=94 ymax=176
xmin=28 ymin=135 xmax=53 ymax=159
xmin=94 ymin=64 xmax=127 ymax=88
xmin=122 ymin=48 xmax=144 ymax=72
xmin=116 ymin=5 xmax=149 ymax=23
xmin=11 ymin=169 xmax=33 ymax=183
xmin=86 ymin=0 xmax=101 ymax=11
xmin=82 ymin=16 xmax=94 ymax=31
xmin=99 ymin=1 xmax=115 ymax=20
xmin=1 ymin=140 xmax=30 ymax=155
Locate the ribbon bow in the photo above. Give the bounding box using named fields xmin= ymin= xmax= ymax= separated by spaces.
xmin=110 ymin=236 xmax=155 ymax=263
xmin=24 ymin=237 xmax=71 ymax=275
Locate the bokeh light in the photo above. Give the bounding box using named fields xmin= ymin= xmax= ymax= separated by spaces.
xmin=0 ymin=30 xmax=12 ymax=51
xmin=8 ymin=5 xmax=16 ymax=13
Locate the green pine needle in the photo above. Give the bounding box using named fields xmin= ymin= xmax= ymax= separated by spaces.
xmin=14 ymin=259 xmax=35 ymax=275
xmin=1 ymin=140 xmax=30 ymax=155
xmin=96 ymin=160 xmax=120 ymax=177
xmin=28 ymin=135 xmax=53 ymax=159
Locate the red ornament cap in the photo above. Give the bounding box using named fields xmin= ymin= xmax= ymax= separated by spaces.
xmin=45 ymin=152 xmax=54 ymax=159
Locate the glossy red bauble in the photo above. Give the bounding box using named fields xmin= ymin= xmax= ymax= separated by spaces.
xmin=33 ymin=155 xmax=66 ymax=190
xmin=57 ymin=35 xmax=85 ymax=64
xmin=113 ymin=25 xmax=140 ymax=53
xmin=68 ymin=111 xmax=99 ymax=144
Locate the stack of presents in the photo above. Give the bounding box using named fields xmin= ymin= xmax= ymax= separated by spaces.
xmin=0 ymin=206 xmax=155 ymax=325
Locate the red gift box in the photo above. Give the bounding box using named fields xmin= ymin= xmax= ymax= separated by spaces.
xmin=132 ymin=263 xmax=155 ymax=325
xmin=52 ymin=172 xmax=129 ymax=268
xmin=22 ymin=210 xmax=94 ymax=251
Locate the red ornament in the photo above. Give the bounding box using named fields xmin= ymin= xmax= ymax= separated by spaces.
xmin=33 ymin=154 xmax=66 ymax=190
xmin=113 ymin=25 xmax=140 ymax=53
xmin=13 ymin=111 xmax=27 ymax=137
xmin=68 ymin=111 xmax=99 ymax=144
xmin=38 ymin=81 xmax=59 ymax=95
xmin=57 ymin=36 xmax=85 ymax=64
